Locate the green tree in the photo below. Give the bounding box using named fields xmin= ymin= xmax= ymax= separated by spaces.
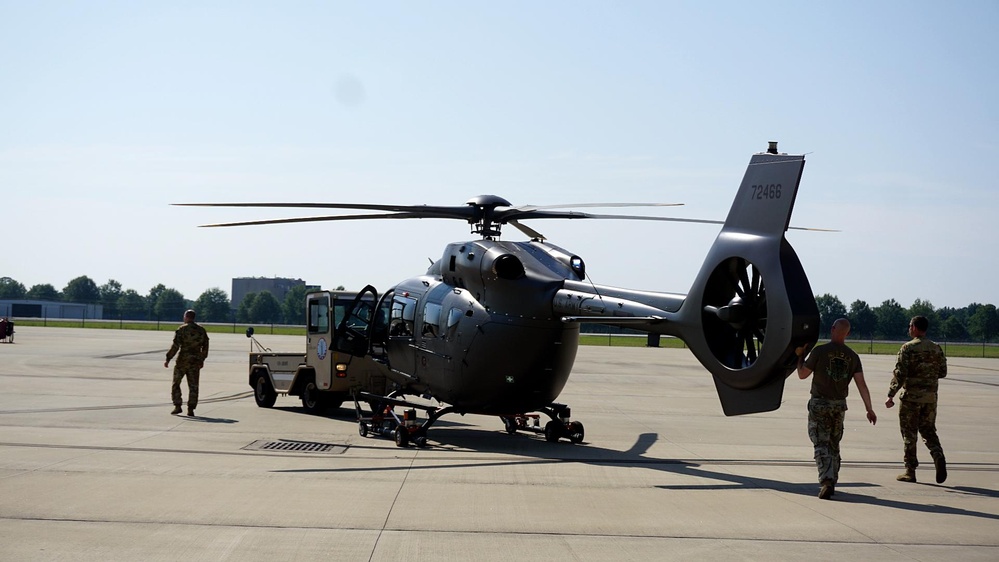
xmin=26 ymin=283 xmax=60 ymax=301
xmin=237 ymin=292 xmax=257 ymax=323
xmin=0 ymin=277 xmax=27 ymax=299
xmin=907 ymin=298 xmax=939 ymax=329
xmin=117 ymin=290 xmax=147 ymax=320
xmin=848 ymin=300 xmax=876 ymax=340
xmin=99 ymin=279 xmax=123 ymax=319
xmin=815 ymin=294 xmax=847 ymax=337
xmin=195 ymin=288 xmax=232 ymax=323
xmin=967 ymin=304 xmax=999 ymax=343
xmin=249 ymin=291 xmax=283 ymax=324
xmin=282 ymin=285 xmax=310 ymax=326
xmin=874 ymin=299 xmax=908 ymax=339
xmin=939 ymin=316 xmax=968 ymax=342
xmin=63 ymin=276 xmax=101 ymax=303
xmin=146 ymin=284 xmax=167 ymax=318
xmin=152 ymin=288 xmax=187 ymax=321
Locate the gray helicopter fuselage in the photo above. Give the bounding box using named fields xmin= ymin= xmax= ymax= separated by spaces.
xmin=375 ymin=239 xmax=591 ymax=414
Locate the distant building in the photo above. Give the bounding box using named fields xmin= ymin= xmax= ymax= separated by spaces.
xmin=0 ymin=299 xmax=103 ymax=320
xmin=231 ymin=277 xmax=307 ymax=309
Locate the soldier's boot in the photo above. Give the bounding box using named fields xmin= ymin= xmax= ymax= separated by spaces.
xmin=896 ymin=468 xmax=916 ymax=483
xmin=818 ymin=479 xmax=834 ymax=500
xmin=171 ymin=405 xmax=182 ymax=415
xmin=187 ymin=408 xmax=195 ymax=417
xmin=933 ymin=455 xmax=947 ymax=484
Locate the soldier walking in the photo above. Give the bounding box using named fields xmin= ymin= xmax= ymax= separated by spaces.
xmin=164 ymin=309 xmax=210 ymax=416
xmin=797 ymin=318 xmax=877 ymax=499
xmin=886 ymin=315 xmax=948 ymax=484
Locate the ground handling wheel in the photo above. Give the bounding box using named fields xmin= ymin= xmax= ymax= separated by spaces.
xmin=567 ymin=421 xmax=584 ymax=444
xmin=502 ymin=416 xmax=517 ymax=435
xmin=544 ymin=420 xmax=562 ymax=443
xmin=395 ymin=427 xmax=409 ymax=447
xmin=358 ymin=422 xmax=369 ymax=437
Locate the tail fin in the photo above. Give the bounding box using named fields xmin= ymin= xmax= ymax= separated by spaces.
xmin=677 ymin=150 xmax=819 ymax=415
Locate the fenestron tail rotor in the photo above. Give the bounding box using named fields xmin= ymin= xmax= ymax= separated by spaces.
xmin=701 ymin=257 xmax=768 ymax=369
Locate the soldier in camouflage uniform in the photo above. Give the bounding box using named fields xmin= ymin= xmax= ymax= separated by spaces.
xmin=164 ymin=309 xmax=210 ymax=416
xmin=886 ymin=316 xmax=947 ymax=484
xmin=797 ymin=318 xmax=877 ymax=499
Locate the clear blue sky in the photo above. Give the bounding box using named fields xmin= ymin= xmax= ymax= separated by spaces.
xmin=2 ymin=1 xmax=997 ymax=310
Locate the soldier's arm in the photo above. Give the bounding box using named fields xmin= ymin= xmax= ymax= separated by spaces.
xmin=939 ymin=349 xmax=947 ymax=379
xmin=887 ymin=348 xmax=907 ymax=398
xmin=796 ymin=344 xmax=813 ymax=379
xmin=165 ymin=331 xmax=181 ymax=363
xmin=853 ymin=371 xmax=877 ymax=425
xmin=202 ymin=332 xmax=210 ymax=362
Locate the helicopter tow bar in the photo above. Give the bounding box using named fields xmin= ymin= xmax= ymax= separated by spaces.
xmin=352 ymin=391 xmax=454 ymax=448
xmin=500 ymin=403 xmax=585 ymax=444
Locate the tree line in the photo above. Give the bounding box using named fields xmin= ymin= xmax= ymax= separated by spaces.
xmin=2 ymin=276 xmax=996 ymax=341
xmin=0 ymin=275 xmax=341 ymax=326
xmin=815 ymin=294 xmax=998 ymax=343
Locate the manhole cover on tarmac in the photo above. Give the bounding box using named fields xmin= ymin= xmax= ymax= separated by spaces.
xmin=243 ymin=439 xmax=348 ymax=454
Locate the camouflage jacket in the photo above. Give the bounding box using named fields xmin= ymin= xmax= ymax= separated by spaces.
xmin=888 ymin=336 xmax=946 ymax=403
xmin=166 ymin=322 xmax=210 ymax=362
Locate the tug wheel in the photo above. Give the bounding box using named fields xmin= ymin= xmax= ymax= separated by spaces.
xmin=358 ymin=422 xmax=369 ymax=437
xmin=300 ymin=381 xmax=324 ymax=414
xmin=414 ymin=435 xmax=428 ymax=448
xmin=253 ymin=375 xmax=277 ymax=408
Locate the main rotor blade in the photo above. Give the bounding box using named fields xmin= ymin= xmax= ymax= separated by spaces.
xmin=510 ymin=211 xmax=837 ymax=231
xmin=504 ymin=210 xmax=727 ymax=225
xmin=198 ymin=211 xmax=449 ymax=228
xmin=175 ymin=202 xmax=477 ymax=220
xmin=176 ymin=201 xmax=837 ymax=231
xmin=513 ymin=202 xmax=683 ymax=212
xmin=508 ymin=219 xmax=547 ymax=241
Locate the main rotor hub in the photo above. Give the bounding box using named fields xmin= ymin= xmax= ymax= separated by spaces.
xmin=466 ymin=195 xmax=513 ymax=239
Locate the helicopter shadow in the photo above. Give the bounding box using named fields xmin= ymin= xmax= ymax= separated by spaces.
xmin=277 ymin=428 xmax=999 ymax=521
xmin=182 ymin=414 xmax=239 ymax=424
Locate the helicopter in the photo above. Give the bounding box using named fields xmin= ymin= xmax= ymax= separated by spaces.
xmin=178 ymin=142 xmax=821 ymax=447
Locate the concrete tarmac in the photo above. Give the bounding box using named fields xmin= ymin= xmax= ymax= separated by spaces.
xmin=1 ymin=326 xmax=997 ymax=561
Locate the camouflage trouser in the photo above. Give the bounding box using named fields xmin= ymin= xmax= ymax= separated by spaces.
xmin=898 ymin=400 xmax=944 ymax=470
xmin=808 ymin=398 xmax=846 ymax=484
xmin=171 ymin=356 xmax=202 ymax=409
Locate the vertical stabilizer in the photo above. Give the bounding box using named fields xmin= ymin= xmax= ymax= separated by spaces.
xmin=677 ymin=147 xmax=819 ymax=415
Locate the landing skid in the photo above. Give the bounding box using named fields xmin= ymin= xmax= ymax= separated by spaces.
xmin=499 ymin=403 xmax=585 ymax=444
xmin=352 ymin=392 xmax=584 ymax=447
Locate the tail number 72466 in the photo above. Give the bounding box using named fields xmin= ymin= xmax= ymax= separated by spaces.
xmin=751 ymin=184 xmax=782 ymax=200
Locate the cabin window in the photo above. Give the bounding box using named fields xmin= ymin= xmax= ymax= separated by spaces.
xmin=389 ymin=295 xmax=418 ymax=339
xmin=444 ymin=307 xmax=464 ymax=339
xmin=308 ymin=298 xmax=329 ymax=334
xmin=423 ymin=302 xmax=442 ymax=338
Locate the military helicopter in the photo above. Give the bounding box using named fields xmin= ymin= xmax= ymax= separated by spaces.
xmin=179 ymin=142 xmax=820 ymax=446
